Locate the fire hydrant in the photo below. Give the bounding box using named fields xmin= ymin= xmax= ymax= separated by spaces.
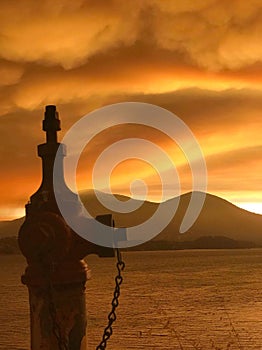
xmin=18 ymin=105 xmax=114 ymax=350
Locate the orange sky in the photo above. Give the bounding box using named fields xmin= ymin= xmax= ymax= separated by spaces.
xmin=0 ymin=0 xmax=261 ymax=219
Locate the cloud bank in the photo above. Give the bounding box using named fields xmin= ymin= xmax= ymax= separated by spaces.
xmin=0 ymin=0 xmax=261 ymax=218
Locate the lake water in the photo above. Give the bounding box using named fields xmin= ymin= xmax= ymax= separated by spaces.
xmin=0 ymin=249 xmax=262 ymax=350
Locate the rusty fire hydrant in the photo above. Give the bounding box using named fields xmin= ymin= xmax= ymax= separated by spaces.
xmin=18 ymin=105 xmax=114 ymax=350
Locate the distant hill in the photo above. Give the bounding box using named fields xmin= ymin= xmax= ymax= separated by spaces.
xmin=0 ymin=217 xmax=24 ymax=238
xmin=0 ymin=191 xmax=261 ymax=254
xmin=79 ymin=190 xmax=262 ymax=246
xmin=131 ymin=236 xmax=259 ymax=251
xmin=1 ymin=234 xmax=258 ymax=255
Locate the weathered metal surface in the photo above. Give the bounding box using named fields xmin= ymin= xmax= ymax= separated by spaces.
xmin=18 ymin=106 xmax=114 ymax=350
xmin=28 ymin=282 xmax=87 ymax=350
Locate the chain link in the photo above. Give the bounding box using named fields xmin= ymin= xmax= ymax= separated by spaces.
xmin=96 ymin=248 xmax=125 ymax=350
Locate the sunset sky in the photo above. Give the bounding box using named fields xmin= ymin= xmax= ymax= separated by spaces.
xmin=0 ymin=0 xmax=261 ymax=220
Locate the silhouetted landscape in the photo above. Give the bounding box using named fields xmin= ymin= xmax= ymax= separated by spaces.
xmin=1 ymin=191 xmax=261 ymax=254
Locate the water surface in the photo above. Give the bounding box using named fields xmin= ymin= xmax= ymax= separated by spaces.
xmin=0 ymin=249 xmax=261 ymax=349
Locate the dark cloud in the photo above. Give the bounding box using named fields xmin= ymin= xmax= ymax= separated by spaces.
xmin=0 ymin=0 xmax=262 ymax=217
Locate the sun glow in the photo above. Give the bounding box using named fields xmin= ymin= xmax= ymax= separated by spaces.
xmin=0 ymin=207 xmax=25 ymax=221
xmin=235 ymin=202 xmax=262 ymax=215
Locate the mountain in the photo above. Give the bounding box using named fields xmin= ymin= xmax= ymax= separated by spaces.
xmin=79 ymin=190 xmax=262 ymax=246
xmin=0 ymin=191 xmax=261 ymax=251
xmin=0 ymin=217 xmax=24 ymax=238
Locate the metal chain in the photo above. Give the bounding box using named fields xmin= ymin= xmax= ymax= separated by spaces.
xmin=96 ymin=248 xmax=125 ymax=350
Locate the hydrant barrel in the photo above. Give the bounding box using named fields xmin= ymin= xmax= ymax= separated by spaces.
xmin=18 ymin=106 xmax=114 ymax=350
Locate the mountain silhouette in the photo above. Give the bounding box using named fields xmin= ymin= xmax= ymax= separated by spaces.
xmin=79 ymin=190 xmax=262 ymax=246
xmin=0 ymin=217 xmax=24 ymax=238
xmin=0 ymin=191 xmax=261 ymax=249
